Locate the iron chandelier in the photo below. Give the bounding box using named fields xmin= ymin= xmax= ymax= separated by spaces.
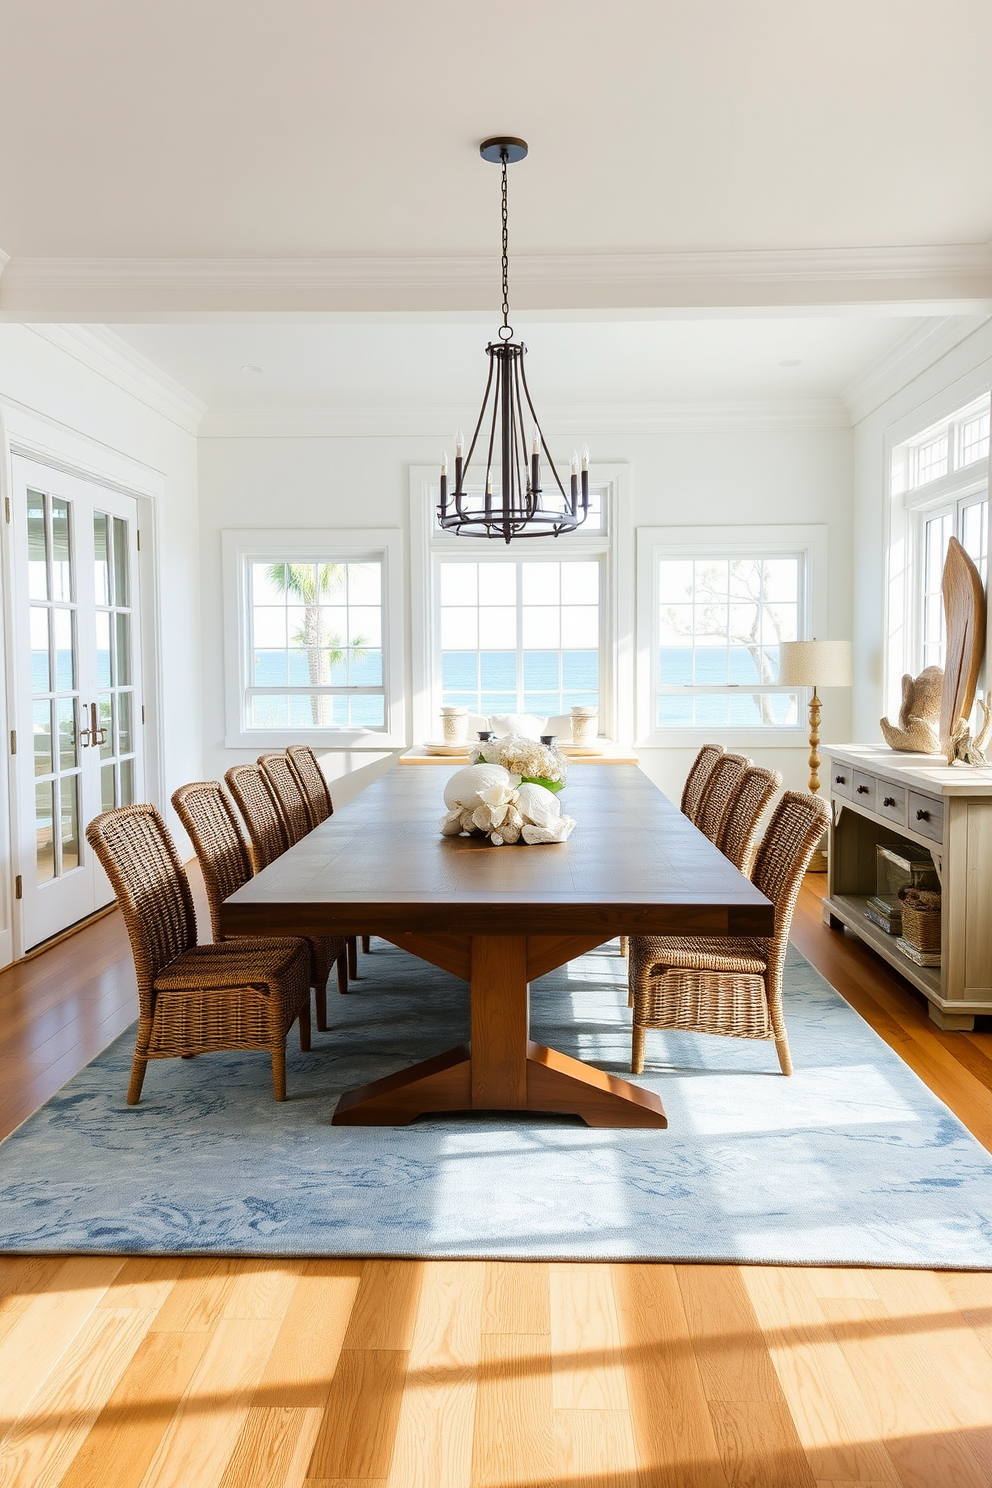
xmin=438 ymin=136 xmax=589 ymax=543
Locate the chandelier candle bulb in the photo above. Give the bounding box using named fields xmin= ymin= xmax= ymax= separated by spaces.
xmin=440 ymin=451 xmax=448 ymax=515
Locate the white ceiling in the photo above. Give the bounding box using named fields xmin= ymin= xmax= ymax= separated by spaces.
xmin=111 ymin=315 xmax=927 ymax=413
xmin=2 ymin=0 xmax=991 ymax=260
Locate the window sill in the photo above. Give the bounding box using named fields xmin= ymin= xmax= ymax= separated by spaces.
xmin=637 ymin=728 xmax=811 ymax=750
xmin=224 ymin=729 xmax=408 ymax=752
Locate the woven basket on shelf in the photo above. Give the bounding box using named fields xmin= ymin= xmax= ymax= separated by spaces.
xmin=899 ymin=887 xmax=942 ymax=953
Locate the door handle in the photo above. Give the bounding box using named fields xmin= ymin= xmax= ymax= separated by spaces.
xmin=79 ymin=702 xmax=107 ymax=748
xmin=91 ymin=701 xmax=108 ymax=748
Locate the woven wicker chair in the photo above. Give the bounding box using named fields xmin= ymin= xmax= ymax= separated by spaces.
xmin=680 ymin=744 xmax=724 ymax=824
xmin=257 ymin=751 xmax=363 ymax=976
xmin=172 ymin=780 xmax=349 ymax=1029
xmin=286 ymin=744 xmax=334 ymax=828
xmin=286 ymin=745 xmax=376 ymax=958
xmin=695 ymin=752 xmax=752 ymax=843
xmin=225 ymin=764 xmax=351 ymax=998
xmin=85 ymin=803 xmax=312 ymax=1104
xmin=258 ymin=752 xmax=313 ymax=846
xmin=628 ymin=790 xmax=830 ymax=1077
xmin=716 ymin=765 xmax=782 ymax=873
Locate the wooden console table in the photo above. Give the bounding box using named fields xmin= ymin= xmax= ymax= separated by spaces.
xmin=823 ymin=743 xmax=992 ymax=1029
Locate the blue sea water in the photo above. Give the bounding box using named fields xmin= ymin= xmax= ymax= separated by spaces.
xmin=247 ymin=646 xmax=795 ymax=729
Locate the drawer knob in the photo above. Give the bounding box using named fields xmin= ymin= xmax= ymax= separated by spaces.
xmin=883 ymin=796 xmax=896 ymax=807
xmin=916 ymin=808 xmax=931 ymax=821
xmin=835 ymin=775 xmax=846 ymax=784
xmin=857 ymin=785 xmax=869 ymax=794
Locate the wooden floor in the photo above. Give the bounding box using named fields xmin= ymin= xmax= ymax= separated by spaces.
xmin=1 ymin=875 xmax=992 ymax=1487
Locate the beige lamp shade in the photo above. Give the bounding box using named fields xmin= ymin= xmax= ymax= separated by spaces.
xmin=777 ymin=639 xmax=854 ymax=688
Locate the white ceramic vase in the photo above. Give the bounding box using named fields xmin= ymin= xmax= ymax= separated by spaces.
xmin=440 ymin=706 xmax=469 ymax=744
xmin=570 ymin=706 xmax=599 ymax=746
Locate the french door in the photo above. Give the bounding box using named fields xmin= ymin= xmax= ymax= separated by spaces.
xmin=9 ymin=457 xmax=143 ymax=950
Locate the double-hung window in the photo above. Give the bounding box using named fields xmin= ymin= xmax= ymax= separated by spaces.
xmin=410 ymin=466 xmax=631 ymax=742
xmin=889 ymin=395 xmax=990 ymax=679
xmin=222 ymin=528 xmax=405 ymax=748
xmin=637 ymin=524 xmax=827 ymax=744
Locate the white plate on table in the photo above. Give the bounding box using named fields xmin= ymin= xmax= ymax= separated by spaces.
xmin=423 ymin=741 xmax=473 ymax=756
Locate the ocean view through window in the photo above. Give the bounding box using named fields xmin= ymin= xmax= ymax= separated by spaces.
xmin=438 ymin=558 xmax=601 ymax=717
xmin=249 ymin=559 xmax=384 ymax=728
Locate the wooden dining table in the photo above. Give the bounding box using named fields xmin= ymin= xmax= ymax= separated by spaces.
xmin=219 ymin=763 xmax=775 ymax=1128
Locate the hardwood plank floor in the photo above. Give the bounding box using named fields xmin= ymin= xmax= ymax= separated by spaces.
xmin=0 ymin=872 xmax=990 ymax=1485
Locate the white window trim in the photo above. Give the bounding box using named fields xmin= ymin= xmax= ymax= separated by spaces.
xmin=636 ymin=523 xmax=828 ymax=748
xmin=883 ymin=378 xmax=992 ymax=722
xmin=222 ymin=528 xmax=406 ymax=750
xmin=409 ymin=463 xmax=633 ymax=746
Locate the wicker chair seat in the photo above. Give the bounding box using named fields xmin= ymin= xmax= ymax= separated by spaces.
xmin=154 ymin=938 xmax=307 ymax=991
xmin=632 ymin=935 xmax=769 ymax=977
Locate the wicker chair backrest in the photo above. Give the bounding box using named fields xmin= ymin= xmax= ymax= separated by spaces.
xmin=680 ymin=744 xmax=724 ymax=821
xmin=695 ymin=752 xmax=751 ymax=842
xmin=286 ymin=744 xmax=333 ymax=827
xmin=225 ymin=764 xmax=289 ymax=872
xmin=751 ymin=789 xmax=830 ymax=986
xmin=258 ymin=752 xmax=312 ymax=846
xmin=172 ymin=780 xmax=253 ymax=941
xmin=85 ymin=804 xmax=197 ymax=1001
xmin=716 ymin=765 xmax=782 ymax=871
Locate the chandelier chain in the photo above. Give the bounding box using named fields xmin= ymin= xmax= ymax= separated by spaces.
xmin=499 ymin=151 xmax=512 ymax=339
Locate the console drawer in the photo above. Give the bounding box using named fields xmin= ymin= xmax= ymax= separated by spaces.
xmin=876 ymin=782 xmax=907 ymax=825
xmin=830 ymin=760 xmax=854 ymax=800
xmin=853 ymin=771 xmax=877 ymax=811
xmin=909 ymin=790 xmax=944 ymax=843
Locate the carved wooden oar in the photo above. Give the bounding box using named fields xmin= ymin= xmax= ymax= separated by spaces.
xmin=940 ymin=536 xmax=987 ymax=746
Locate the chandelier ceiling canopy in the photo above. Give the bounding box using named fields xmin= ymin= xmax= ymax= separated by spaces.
xmin=438 ymin=137 xmax=589 ymax=544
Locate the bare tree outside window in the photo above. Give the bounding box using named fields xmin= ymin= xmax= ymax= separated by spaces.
xmin=658 ymin=556 xmax=800 ymax=727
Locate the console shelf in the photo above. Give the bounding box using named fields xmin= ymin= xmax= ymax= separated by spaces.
xmin=824 ymin=744 xmax=992 ymax=1031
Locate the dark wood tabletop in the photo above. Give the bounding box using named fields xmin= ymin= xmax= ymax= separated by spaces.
xmin=219 ymin=763 xmax=775 ymax=942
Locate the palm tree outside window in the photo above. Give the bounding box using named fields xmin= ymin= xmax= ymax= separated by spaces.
xmin=248 ymin=560 xmax=383 ymax=729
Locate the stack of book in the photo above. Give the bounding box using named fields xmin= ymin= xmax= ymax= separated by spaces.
xmin=864 ymin=895 xmax=902 ymax=935
xmin=896 ymin=937 xmax=941 ymax=968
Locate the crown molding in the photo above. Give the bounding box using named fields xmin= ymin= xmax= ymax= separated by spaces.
xmin=841 ymin=313 xmax=992 ymax=423
xmin=3 ymin=245 xmax=991 ymax=313
xmin=198 ymin=398 xmax=851 ymax=440
xmin=27 ymin=325 xmax=206 ymax=434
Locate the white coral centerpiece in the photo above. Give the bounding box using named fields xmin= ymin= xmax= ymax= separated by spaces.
xmin=439 ymin=764 xmax=575 ymax=847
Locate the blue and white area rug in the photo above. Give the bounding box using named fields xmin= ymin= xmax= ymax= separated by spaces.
xmin=2 ymin=942 xmax=992 ymax=1267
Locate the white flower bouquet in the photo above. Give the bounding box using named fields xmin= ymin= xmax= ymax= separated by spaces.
xmin=469 ymin=733 xmax=567 ymax=793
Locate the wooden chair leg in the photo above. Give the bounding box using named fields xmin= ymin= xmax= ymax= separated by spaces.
xmin=347 ymin=937 xmax=358 ymax=979
xmin=775 ymin=1034 xmax=793 ymax=1076
xmin=315 ymin=983 xmax=328 ymax=1031
xmin=362 ymin=936 xmax=371 ymax=954
xmin=631 ymin=1023 xmax=646 ymax=1075
xmin=337 ymin=951 xmax=349 ymax=994
xmin=272 ymin=1045 xmax=287 ymax=1101
xmin=127 ymin=1056 xmax=148 ymax=1105
xmin=299 ymin=1000 xmax=311 ymax=1052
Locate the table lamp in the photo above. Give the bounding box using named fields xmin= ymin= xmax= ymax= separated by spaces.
xmin=778 ymin=639 xmax=854 ymax=869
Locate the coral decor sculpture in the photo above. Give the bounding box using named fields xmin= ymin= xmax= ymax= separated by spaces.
xmin=946 ymin=696 xmax=992 ymax=766
xmin=880 ymin=666 xmax=944 ymax=754
xmin=439 ymin=764 xmax=576 ymax=847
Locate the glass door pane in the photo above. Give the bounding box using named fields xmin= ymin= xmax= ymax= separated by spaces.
xmin=95 ymin=512 xmax=138 ymax=807
xmin=26 ymin=490 xmax=82 ymax=886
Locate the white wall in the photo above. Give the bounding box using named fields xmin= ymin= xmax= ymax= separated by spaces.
xmin=851 ymin=320 xmax=992 ymax=742
xmin=198 ymin=422 xmax=854 ymax=804
xmin=0 ymin=325 xmax=203 ymax=847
